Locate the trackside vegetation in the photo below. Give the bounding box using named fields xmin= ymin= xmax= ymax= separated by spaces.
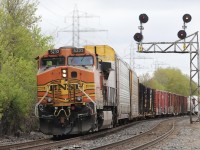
xmin=140 ymin=67 xmax=197 ymax=96
xmin=0 ymin=0 xmax=52 ymax=135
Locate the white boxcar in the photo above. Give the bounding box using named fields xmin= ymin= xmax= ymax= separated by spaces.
xmin=85 ymin=45 xmax=139 ymax=122
xmin=116 ymin=56 xmax=131 ymax=119
xmin=130 ymin=70 xmax=139 ymax=119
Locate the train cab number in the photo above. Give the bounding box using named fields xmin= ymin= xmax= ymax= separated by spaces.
xmin=72 ymin=48 xmax=85 ymax=54
xmin=48 ymin=49 xmax=60 ymax=55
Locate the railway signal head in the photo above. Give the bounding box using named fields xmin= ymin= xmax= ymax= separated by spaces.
xmin=177 ymin=30 xmax=187 ymax=39
xmin=183 ymin=14 xmax=192 ymax=23
xmin=134 ymin=33 xmax=143 ymax=42
xmin=139 ymin=14 xmax=149 ymax=23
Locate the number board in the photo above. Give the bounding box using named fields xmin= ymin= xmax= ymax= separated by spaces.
xmin=48 ymin=49 xmax=60 ymax=55
xmin=72 ymin=48 xmax=85 ymax=54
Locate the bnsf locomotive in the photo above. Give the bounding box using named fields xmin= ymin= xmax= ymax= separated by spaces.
xmin=35 ymin=45 xmax=188 ymax=137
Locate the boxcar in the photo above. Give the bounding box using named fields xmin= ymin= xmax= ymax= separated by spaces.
xmin=130 ymin=70 xmax=139 ymax=119
xmin=139 ymin=84 xmax=155 ymax=117
xmin=155 ymin=90 xmax=166 ymax=116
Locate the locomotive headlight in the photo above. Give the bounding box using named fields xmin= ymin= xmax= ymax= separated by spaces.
xmin=62 ymin=73 xmax=67 ymax=78
xmin=76 ymin=96 xmax=82 ymax=102
xmin=62 ymin=69 xmax=67 ymax=73
xmin=47 ymin=97 xmax=52 ymax=103
xmin=62 ymin=69 xmax=67 ymax=78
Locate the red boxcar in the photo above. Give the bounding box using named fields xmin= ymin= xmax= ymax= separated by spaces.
xmin=155 ymin=90 xmax=168 ymax=116
xmin=168 ymin=93 xmax=174 ymax=115
xmin=180 ymin=96 xmax=188 ymax=114
xmin=174 ymin=94 xmax=179 ymax=115
xmin=144 ymin=87 xmax=187 ymax=117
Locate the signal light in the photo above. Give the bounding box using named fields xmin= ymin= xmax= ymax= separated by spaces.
xmin=134 ymin=14 xmax=148 ymax=44
xmin=183 ymin=14 xmax=192 ymax=23
xmin=134 ymin=33 xmax=143 ymax=42
xmin=178 ymin=30 xmax=187 ymax=39
xmin=139 ymin=14 xmax=148 ymax=23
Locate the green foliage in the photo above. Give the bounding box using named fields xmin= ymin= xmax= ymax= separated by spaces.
xmin=141 ymin=67 xmax=197 ymax=96
xmin=0 ymin=0 xmax=53 ymax=134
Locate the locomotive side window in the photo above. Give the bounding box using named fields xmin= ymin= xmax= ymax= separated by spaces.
xmin=68 ymin=55 xmax=94 ymax=66
xmin=41 ymin=57 xmax=65 ymax=67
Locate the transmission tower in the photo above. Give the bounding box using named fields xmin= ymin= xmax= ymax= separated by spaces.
xmin=59 ymin=5 xmax=107 ymax=47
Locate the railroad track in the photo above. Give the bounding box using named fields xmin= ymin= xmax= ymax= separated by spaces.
xmin=0 ymin=138 xmax=51 ymax=150
xmin=0 ymin=120 xmax=144 ymax=150
xmin=91 ymin=118 xmax=175 ymax=150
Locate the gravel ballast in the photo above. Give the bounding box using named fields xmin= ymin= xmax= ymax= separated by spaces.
xmin=148 ymin=116 xmax=200 ymax=150
xmin=1 ymin=116 xmax=200 ymax=150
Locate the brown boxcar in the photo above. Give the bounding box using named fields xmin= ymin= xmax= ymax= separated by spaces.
xmin=155 ymin=90 xmax=176 ymax=116
xmin=180 ymin=96 xmax=188 ymax=115
xmin=174 ymin=94 xmax=180 ymax=115
xmin=168 ymin=93 xmax=174 ymax=115
xmin=155 ymin=90 xmax=162 ymax=116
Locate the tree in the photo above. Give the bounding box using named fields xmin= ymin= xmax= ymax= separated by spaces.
xmin=0 ymin=0 xmax=53 ymax=135
xmin=141 ymin=67 xmax=197 ymax=96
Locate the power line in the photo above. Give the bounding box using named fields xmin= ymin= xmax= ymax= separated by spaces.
xmin=39 ymin=1 xmax=65 ymax=17
xmin=124 ymin=44 xmax=153 ymax=69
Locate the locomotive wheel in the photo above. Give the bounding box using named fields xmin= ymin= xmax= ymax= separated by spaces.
xmin=53 ymin=135 xmax=63 ymax=140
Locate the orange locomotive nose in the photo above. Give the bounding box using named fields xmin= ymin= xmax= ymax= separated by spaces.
xmin=36 ymin=47 xmax=98 ymax=136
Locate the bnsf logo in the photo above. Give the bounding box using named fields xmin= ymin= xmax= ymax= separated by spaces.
xmin=49 ymin=84 xmax=78 ymax=91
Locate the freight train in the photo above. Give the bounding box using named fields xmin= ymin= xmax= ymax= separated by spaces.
xmin=35 ymin=45 xmax=188 ymax=137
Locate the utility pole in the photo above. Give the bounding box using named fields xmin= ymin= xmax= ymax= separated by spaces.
xmin=59 ymin=5 xmax=107 ymax=47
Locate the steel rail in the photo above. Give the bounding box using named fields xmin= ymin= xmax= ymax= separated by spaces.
xmin=5 ymin=120 xmax=145 ymax=150
xmin=0 ymin=138 xmax=51 ymax=150
xmin=130 ymin=122 xmax=174 ymax=150
xmin=91 ymin=118 xmax=174 ymax=150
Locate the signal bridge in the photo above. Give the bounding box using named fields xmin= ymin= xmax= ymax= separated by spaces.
xmin=134 ymin=14 xmax=200 ymax=123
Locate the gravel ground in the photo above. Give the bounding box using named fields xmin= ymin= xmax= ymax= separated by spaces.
xmin=59 ymin=119 xmax=163 ymax=150
xmin=59 ymin=116 xmax=200 ymax=150
xmin=1 ymin=116 xmax=199 ymax=150
xmin=0 ymin=131 xmax=51 ymax=146
xmin=148 ymin=116 xmax=200 ymax=150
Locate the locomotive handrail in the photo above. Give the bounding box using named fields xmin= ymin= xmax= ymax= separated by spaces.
xmin=35 ymin=85 xmax=50 ymax=118
xmin=78 ymin=85 xmax=97 ymax=115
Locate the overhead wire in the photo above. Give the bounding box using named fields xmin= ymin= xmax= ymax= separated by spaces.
xmin=39 ymin=1 xmax=66 ymax=17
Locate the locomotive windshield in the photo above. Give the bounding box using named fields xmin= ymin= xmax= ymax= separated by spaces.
xmin=68 ymin=55 xmax=94 ymax=66
xmin=41 ymin=57 xmax=65 ymax=68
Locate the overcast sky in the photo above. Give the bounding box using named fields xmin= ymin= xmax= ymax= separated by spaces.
xmin=36 ymin=0 xmax=200 ymax=78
